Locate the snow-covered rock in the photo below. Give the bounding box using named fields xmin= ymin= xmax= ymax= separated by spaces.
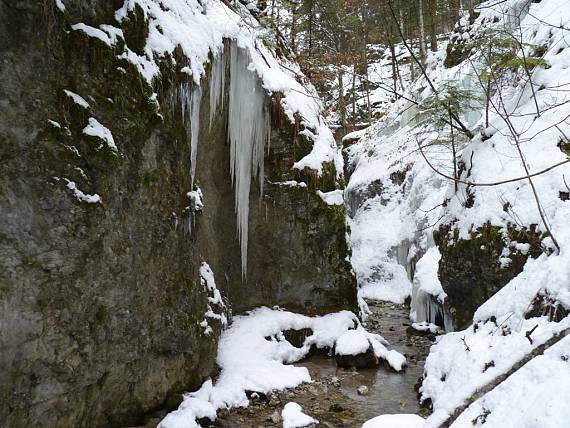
xmin=281 ymin=402 xmax=318 ymax=428
xmin=159 ymin=308 xmax=405 ymax=427
xmin=362 ymin=414 xmax=425 ymax=428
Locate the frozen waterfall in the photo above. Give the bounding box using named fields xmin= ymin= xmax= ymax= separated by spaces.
xmin=209 ymin=50 xmax=226 ymax=130
xmin=176 ymin=82 xmax=202 ymax=186
xmin=228 ymin=44 xmax=270 ymax=277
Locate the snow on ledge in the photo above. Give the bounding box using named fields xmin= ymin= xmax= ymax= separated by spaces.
xmin=64 ymin=179 xmax=101 ymax=204
xmin=335 ymin=329 xmax=369 ymax=356
xmin=83 ymin=118 xmax=117 ymax=151
xmin=316 ymin=189 xmax=344 ymax=206
xmin=158 ymin=307 xmax=405 ymax=428
xmin=63 ymin=89 xmax=90 ymax=109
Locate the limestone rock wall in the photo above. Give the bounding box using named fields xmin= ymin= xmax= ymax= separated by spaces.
xmin=0 ymin=1 xmax=356 ymax=426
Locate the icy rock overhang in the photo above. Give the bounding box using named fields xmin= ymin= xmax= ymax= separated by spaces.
xmin=109 ymin=0 xmax=341 ymax=276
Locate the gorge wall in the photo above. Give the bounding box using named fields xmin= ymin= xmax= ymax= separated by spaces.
xmin=0 ymin=1 xmax=356 ymax=426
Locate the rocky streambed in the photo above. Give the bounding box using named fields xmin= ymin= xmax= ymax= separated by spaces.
xmin=127 ymin=301 xmax=433 ymax=428
xmin=213 ymin=301 xmax=433 ymax=428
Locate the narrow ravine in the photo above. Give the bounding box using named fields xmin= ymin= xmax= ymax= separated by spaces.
xmin=210 ymin=301 xmax=432 ymax=428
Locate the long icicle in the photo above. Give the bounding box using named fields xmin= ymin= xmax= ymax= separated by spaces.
xmin=228 ymin=43 xmax=270 ymax=278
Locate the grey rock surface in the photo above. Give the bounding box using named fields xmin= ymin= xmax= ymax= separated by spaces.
xmin=0 ymin=1 xmax=356 ymax=426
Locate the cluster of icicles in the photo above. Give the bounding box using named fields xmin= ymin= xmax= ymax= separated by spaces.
xmin=173 ymin=42 xmax=270 ymax=277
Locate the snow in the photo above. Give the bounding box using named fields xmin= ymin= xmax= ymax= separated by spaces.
xmin=412 ymin=322 xmax=441 ymax=334
xmin=199 ymin=262 xmax=227 ymax=335
xmin=279 ymin=181 xmax=307 ymax=188
xmin=334 ymin=329 xmax=370 ymax=356
xmin=316 ymin=190 xmax=343 ymax=206
xmin=449 ymin=335 xmax=570 ymax=428
xmin=347 ymin=0 xmax=570 ymax=426
xmin=281 ymin=402 xmax=318 ymax=428
xmin=83 ymin=118 xmax=117 ymax=151
xmin=64 ymin=179 xmax=101 ymax=204
xmin=112 ymin=0 xmax=337 ymax=177
xmin=362 ymin=414 xmax=425 ymax=428
xmin=70 ymin=23 xmax=115 ymax=46
xmin=292 ymin=125 xmax=338 ymax=176
xmin=63 ymin=90 xmax=90 ymax=109
xmin=187 ymin=189 xmax=203 ymax=212
xmin=47 ymin=119 xmax=61 ymax=129
xmin=159 ymin=308 xmax=405 ymax=427
xmin=55 ymin=0 xmax=65 ymax=12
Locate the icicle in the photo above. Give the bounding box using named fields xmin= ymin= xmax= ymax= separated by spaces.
xmin=190 ymin=85 xmax=201 ymax=186
xmin=209 ymin=50 xmax=226 ymax=130
xmin=227 ymin=43 xmax=270 ymax=277
xmin=174 ymin=81 xmax=201 ymax=186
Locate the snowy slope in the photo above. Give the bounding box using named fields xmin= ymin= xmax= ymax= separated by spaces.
xmin=353 ymin=0 xmax=570 ymax=425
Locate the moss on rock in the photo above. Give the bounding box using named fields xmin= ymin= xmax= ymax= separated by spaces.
xmin=435 ymin=222 xmax=544 ymax=329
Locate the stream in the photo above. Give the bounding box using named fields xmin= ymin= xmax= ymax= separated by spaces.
xmin=214 ymin=301 xmax=433 ymax=428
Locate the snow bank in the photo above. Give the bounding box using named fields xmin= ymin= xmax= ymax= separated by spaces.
xmin=362 ymin=414 xmax=425 ymax=428
xmin=281 ymin=402 xmax=318 ymax=428
xmin=159 ymin=307 xmax=404 ymax=427
xmin=449 ymin=335 xmax=570 ymax=428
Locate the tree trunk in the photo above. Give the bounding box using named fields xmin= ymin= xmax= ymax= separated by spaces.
xmin=428 ymin=0 xmax=438 ymax=51
xmin=290 ymin=1 xmax=298 ymax=54
xmin=419 ymin=0 xmax=427 ymax=63
xmin=338 ymin=69 xmax=346 ymax=130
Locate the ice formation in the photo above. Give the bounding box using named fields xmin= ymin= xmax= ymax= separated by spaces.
xmin=209 ymin=50 xmax=226 ymax=130
xmin=175 ymin=82 xmax=202 ymax=186
xmin=227 ymin=44 xmax=270 ymax=276
xmin=190 ymin=86 xmax=201 ymax=185
xmin=410 ymin=247 xmax=452 ymax=331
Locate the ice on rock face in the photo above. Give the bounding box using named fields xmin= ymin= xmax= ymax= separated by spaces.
xmin=209 ymin=50 xmax=227 ymax=130
xmin=190 ymin=86 xmax=201 ymax=186
xmin=410 ymin=247 xmax=452 ymax=331
xmin=174 ymin=82 xmax=202 ymax=186
xmin=172 ymin=44 xmax=270 ymax=277
xmin=228 ymin=43 xmax=270 ymax=277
